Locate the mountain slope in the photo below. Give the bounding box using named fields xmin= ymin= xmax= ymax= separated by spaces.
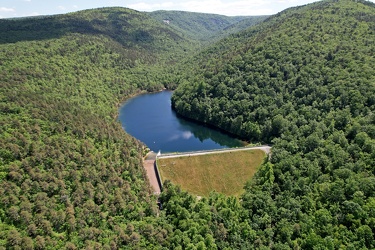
xmin=149 ymin=10 xmax=267 ymax=42
xmin=0 ymin=7 xmax=198 ymax=249
xmin=171 ymin=0 xmax=375 ymax=248
xmin=173 ymin=0 xmax=375 ymax=142
xmin=1 ymin=7 xmax=273 ymax=249
xmin=219 ymin=15 xmax=269 ymax=38
xmin=0 ymin=7 xmax=196 ymax=62
xmin=2 ymin=1 xmax=375 ymax=249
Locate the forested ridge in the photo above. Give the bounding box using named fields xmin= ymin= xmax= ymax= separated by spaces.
xmin=149 ymin=11 xmax=267 ymax=43
xmin=0 ymin=7 xmax=252 ymax=249
xmin=171 ymin=0 xmax=375 ymax=248
xmin=173 ymin=0 xmax=375 ymax=142
xmin=1 ymin=0 xmax=375 ymax=249
xmin=0 ymin=7 xmax=184 ymax=249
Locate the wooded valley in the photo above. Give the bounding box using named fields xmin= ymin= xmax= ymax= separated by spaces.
xmin=1 ymin=0 xmax=374 ymax=249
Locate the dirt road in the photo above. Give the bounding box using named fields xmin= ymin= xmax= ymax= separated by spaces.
xmin=157 ymin=145 xmax=272 ymax=159
xmin=143 ymin=152 xmax=161 ymax=195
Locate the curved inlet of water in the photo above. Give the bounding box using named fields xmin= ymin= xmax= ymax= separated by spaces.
xmin=118 ymin=91 xmax=246 ymax=153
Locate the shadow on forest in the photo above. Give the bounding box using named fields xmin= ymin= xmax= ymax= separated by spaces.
xmin=0 ymin=10 xmax=154 ymax=46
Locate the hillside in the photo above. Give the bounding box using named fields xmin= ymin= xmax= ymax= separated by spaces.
xmin=171 ymin=0 xmax=375 ymax=248
xmin=219 ymin=15 xmax=269 ymax=38
xmin=173 ymin=0 xmax=375 ymax=142
xmin=2 ymin=1 xmax=375 ymax=249
xmin=0 ymin=7 xmax=192 ymax=52
xmin=0 ymin=7 xmax=200 ymax=249
xmin=0 ymin=6 xmax=276 ymax=249
xmin=149 ymin=10 xmax=267 ymax=42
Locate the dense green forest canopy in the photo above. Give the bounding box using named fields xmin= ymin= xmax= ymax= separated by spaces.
xmin=0 ymin=6 xmax=272 ymax=249
xmin=172 ymin=0 xmax=375 ymax=248
xmin=0 ymin=7 xmax=197 ymax=62
xmin=0 ymin=7 xmax=178 ymax=249
xmin=149 ymin=10 xmax=267 ymax=42
xmin=1 ymin=0 xmax=375 ymax=249
xmin=173 ymin=0 xmax=375 ymax=143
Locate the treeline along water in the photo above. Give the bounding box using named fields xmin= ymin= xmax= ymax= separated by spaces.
xmin=118 ymin=91 xmax=246 ymax=153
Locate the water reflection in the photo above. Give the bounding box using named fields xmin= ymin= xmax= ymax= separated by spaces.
xmin=172 ymin=111 xmax=245 ymax=148
xmin=119 ymin=91 xmax=245 ymax=153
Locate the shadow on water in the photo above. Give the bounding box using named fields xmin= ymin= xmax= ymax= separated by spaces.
xmin=119 ymin=91 xmax=246 ymax=153
xmin=173 ymin=111 xmax=246 ymax=148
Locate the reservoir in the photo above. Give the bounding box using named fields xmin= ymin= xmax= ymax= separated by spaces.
xmin=118 ymin=91 xmax=246 ymax=153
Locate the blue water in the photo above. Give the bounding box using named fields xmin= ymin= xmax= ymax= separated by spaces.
xmin=118 ymin=91 xmax=245 ymax=153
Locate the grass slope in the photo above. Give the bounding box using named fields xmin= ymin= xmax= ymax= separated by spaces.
xmin=158 ymin=150 xmax=266 ymax=196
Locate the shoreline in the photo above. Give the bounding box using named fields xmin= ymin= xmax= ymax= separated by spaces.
xmin=114 ymin=88 xmax=170 ymax=120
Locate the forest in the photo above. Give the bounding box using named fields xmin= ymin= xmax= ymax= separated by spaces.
xmin=149 ymin=11 xmax=267 ymax=43
xmin=1 ymin=0 xmax=375 ymax=249
xmin=172 ymin=0 xmax=375 ymax=248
